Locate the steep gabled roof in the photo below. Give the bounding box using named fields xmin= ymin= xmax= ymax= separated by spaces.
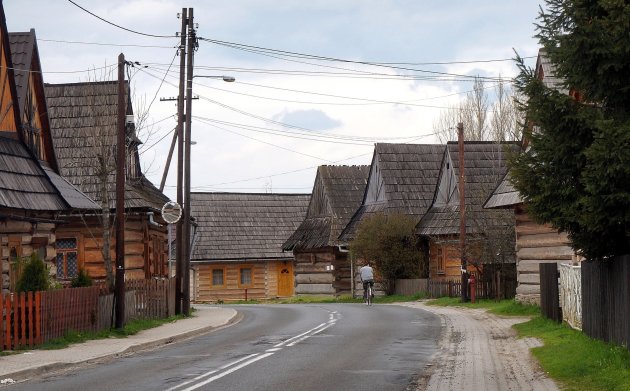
xmin=483 ymin=173 xmax=523 ymax=209
xmin=44 ymin=81 xmax=169 ymax=211
xmin=416 ymin=142 xmax=516 ymax=236
xmin=283 ymin=165 xmax=369 ymax=251
xmin=339 ymin=143 xmax=444 ymax=242
xmin=191 ymin=192 xmax=310 ymax=261
xmin=0 ymin=133 xmax=67 ymax=211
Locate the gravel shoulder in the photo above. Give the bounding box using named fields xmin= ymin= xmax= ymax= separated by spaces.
xmin=397 ymin=302 xmax=559 ymax=391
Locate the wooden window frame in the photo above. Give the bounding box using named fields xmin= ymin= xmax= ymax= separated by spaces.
xmin=237 ymin=265 xmax=254 ymax=288
xmin=56 ymin=237 xmax=79 ymax=280
xmin=210 ymin=266 xmax=226 ymax=288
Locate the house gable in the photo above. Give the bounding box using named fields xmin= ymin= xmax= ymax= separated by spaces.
xmin=0 ymin=7 xmax=20 ymax=134
xmin=306 ymin=170 xmax=332 ymax=218
xmin=9 ymin=30 xmax=56 ymax=168
xmin=363 ymin=154 xmax=386 ymax=205
xmin=433 ymin=148 xmax=459 ymax=207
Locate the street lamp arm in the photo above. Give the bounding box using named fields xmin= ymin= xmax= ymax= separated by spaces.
xmin=193 ymin=75 xmax=235 ymax=82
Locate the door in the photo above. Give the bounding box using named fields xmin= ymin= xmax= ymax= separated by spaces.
xmin=277 ymin=261 xmax=294 ymax=297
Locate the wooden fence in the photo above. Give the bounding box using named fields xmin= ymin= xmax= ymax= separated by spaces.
xmin=426 ymin=274 xmax=516 ymax=300
xmin=1 ymin=278 xmax=176 ymax=351
xmin=540 ymin=263 xmax=562 ymax=322
xmin=582 ymin=255 xmax=630 ymax=349
xmin=394 ymin=279 xmax=428 ymax=296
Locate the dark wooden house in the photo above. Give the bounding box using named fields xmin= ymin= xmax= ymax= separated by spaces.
xmin=190 ymin=192 xmax=310 ymax=302
xmin=44 ymin=81 xmax=170 ymax=281
xmin=483 ymin=51 xmax=578 ymax=305
xmin=416 ymin=142 xmax=516 ymax=282
xmin=282 ymin=165 xmax=369 ymax=296
xmin=338 ymin=144 xmax=444 ymax=294
xmin=1 ymin=14 xmax=96 ymax=293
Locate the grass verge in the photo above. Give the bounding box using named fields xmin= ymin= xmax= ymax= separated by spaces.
xmin=426 ymin=297 xmax=630 ymax=390
xmin=35 ymin=314 xmax=187 ymax=350
xmin=514 ymin=317 xmax=630 ymax=391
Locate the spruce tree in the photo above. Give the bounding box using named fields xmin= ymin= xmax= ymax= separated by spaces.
xmin=510 ymin=0 xmax=630 ymax=259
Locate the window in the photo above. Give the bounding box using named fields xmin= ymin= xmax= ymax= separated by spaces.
xmin=56 ymin=238 xmax=78 ymax=279
xmin=239 ymin=267 xmax=253 ymax=287
xmin=211 ymin=268 xmax=225 ymax=287
xmin=437 ymin=245 xmax=445 ymax=274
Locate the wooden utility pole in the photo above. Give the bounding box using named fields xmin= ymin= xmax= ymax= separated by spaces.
xmin=175 ymin=8 xmax=187 ymax=315
xmin=183 ymin=7 xmax=195 ymax=315
xmin=115 ymin=53 xmax=126 ymax=328
xmin=458 ymin=122 xmax=468 ymax=302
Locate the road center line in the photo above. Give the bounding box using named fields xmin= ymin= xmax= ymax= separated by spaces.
xmin=274 ymin=322 xmax=326 ymax=347
xmin=179 ymin=353 xmax=275 ymax=391
xmin=165 ymin=353 xmax=259 ymax=391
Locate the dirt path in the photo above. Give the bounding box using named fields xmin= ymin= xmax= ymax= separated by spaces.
xmin=398 ymin=302 xmax=559 ymax=391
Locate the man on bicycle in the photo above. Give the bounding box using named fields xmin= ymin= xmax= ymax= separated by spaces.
xmin=359 ymin=262 xmax=374 ymax=303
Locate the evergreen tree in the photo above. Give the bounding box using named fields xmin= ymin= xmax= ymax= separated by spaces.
xmin=510 ymin=0 xmax=630 ymax=259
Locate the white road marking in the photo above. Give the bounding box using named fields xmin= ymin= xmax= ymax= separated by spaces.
xmin=164 ymin=353 xmax=259 ymax=391
xmin=179 ymin=353 xmax=275 ymax=391
xmin=170 ymin=310 xmax=340 ymax=390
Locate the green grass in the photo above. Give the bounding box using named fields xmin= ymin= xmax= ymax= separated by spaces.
xmin=514 ymin=317 xmax=630 ymax=391
xmin=36 ymin=314 xmax=187 ymax=350
xmin=426 ymin=297 xmax=540 ymax=317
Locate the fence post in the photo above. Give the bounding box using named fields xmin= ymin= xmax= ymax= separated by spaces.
xmin=540 ymin=263 xmax=562 ymax=322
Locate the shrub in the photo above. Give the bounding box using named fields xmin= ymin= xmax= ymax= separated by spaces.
xmin=16 ymin=253 xmax=50 ymax=292
xmin=71 ymin=269 xmax=93 ymax=288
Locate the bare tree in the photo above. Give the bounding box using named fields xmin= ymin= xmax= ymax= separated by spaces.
xmin=434 ymin=78 xmax=521 ymax=143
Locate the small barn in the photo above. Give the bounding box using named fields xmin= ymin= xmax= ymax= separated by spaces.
xmin=282 ymin=165 xmax=369 ymax=296
xmin=190 ymin=192 xmax=310 ymax=302
xmin=44 ymin=81 xmax=170 ymax=281
xmin=416 ymin=142 xmax=516 ymax=287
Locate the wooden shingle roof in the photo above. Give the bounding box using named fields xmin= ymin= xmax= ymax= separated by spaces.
xmin=339 ymin=143 xmax=444 ymax=242
xmin=7 ymin=31 xmax=34 ymax=120
xmin=191 ymin=192 xmax=310 ymax=262
xmin=44 ymin=81 xmax=169 ymax=211
xmin=483 ymin=173 xmax=523 ymax=209
xmin=416 ymin=142 xmax=516 ymax=236
xmin=0 ymin=134 xmax=67 ymax=211
xmin=283 ymin=165 xmax=369 ymax=251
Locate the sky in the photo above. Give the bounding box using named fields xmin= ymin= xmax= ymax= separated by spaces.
xmin=5 ymin=1 xmax=544 ymax=201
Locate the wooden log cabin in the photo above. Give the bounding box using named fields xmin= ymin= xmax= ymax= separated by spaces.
xmin=190 ymin=193 xmax=310 ymax=302
xmin=282 ymin=165 xmax=369 ymax=296
xmin=1 ymin=14 xmax=97 ymax=293
xmin=482 ymin=50 xmax=579 ymax=305
xmin=44 ymin=81 xmax=170 ymax=281
xmin=416 ymin=142 xmax=517 ymax=285
xmin=338 ymin=143 xmax=444 ymax=295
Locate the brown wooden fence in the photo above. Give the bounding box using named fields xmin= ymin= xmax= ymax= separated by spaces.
xmin=582 ymin=255 xmax=630 ymax=349
xmin=1 ymin=278 xmax=177 ymax=352
xmin=427 ymin=274 xmax=516 ymax=300
xmin=394 ymin=279 xmax=428 ymax=296
xmin=540 ymin=263 xmax=562 ymax=322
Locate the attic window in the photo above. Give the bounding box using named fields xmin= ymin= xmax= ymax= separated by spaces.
xmin=446 ymin=162 xmax=450 ymax=169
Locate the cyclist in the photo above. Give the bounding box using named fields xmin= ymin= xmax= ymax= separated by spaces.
xmin=359 ymin=262 xmax=374 ymax=304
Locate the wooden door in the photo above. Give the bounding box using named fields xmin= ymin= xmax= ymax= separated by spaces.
xmin=277 ymin=262 xmax=294 ymax=297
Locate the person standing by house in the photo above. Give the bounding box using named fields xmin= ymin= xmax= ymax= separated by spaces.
xmin=359 ymin=262 xmax=374 ymax=302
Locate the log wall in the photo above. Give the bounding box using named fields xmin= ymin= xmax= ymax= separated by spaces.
xmin=294 ymin=248 xmax=350 ymax=296
xmin=193 ymin=260 xmax=287 ymax=302
xmin=514 ymin=206 xmax=577 ymax=305
xmin=428 ymin=240 xmax=462 ymax=280
xmin=0 ymin=213 xmax=57 ymax=294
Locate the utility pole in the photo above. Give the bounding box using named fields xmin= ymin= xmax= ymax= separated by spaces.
xmin=458 ymin=122 xmax=468 ymax=302
xmin=174 ymin=8 xmax=188 ymax=315
xmin=115 ymin=53 xmax=126 ymax=328
xmin=183 ymin=7 xmax=195 ymax=315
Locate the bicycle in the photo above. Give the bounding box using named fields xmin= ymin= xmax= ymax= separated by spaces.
xmin=363 ymin=280 xmax=374 ymax=306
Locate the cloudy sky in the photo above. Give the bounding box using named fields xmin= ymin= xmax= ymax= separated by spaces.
xmin=6 ymin=1 xmax=543 ymax=200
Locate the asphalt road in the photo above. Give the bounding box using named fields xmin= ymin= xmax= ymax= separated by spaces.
xmin=8 ymin=304 xmax=440 ymax=391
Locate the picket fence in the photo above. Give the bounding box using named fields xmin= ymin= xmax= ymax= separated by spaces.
xmin=1 ymin=278 xmax=176 ymax=351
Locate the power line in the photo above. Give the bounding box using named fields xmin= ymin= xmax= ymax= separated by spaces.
xmin=38 ymin=37 xmax=178 ymax=49
xmin=0 ymin=63 xmax=117 ymax=75
xmin=67 ymin=0 xmax=177 ymax=39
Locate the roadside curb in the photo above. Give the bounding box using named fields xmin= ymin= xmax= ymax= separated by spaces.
xmin=0 ymin=309 xmax=242 ymax=384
